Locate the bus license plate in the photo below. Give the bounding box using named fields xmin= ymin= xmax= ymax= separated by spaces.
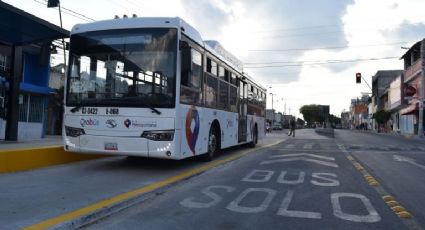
xmin=104 ymin=142 xmax=118 ymax=151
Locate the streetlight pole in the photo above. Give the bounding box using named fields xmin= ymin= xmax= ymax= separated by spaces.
xmin=269 ymin=92 xmax=275 ymax=128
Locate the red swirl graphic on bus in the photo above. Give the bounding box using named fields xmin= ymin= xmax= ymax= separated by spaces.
xmin=185 ymin=106 xmax=200 ymax=155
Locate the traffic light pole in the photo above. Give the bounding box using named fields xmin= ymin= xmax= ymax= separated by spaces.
xmin=361 ymin=76 xmax=372 ymax=91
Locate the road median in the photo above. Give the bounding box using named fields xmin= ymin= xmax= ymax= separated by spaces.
xmin=315 ymin=128 xmax=334 ymax=137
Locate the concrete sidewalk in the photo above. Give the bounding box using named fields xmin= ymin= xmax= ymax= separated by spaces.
xmin=0 ymin=135 xmax=103 ymax=173
xmin=351 ymin=129 xmax=425 ymax=140
xmin=0 ymin=135 xmax=62 ymax=150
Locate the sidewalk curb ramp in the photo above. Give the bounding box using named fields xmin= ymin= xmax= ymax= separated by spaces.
xmin=0 ymin=146 xmax=105 ymax=173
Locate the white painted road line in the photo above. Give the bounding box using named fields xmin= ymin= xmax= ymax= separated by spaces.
xmin=271 ymin=153 xmax=335 ymax=161
xmin=393 ymin=155 xmax=425 ymax=171
xmin=260 ymin=157 xmax=339 ymax=168
xmin=303 ymin=144 xmax=313 ymax=149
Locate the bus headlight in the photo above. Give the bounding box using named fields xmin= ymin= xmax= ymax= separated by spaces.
xmin=142 ymin=130 xmax=174 ymax=141
xmin=65 ymin=126 xmax=85 ymax=137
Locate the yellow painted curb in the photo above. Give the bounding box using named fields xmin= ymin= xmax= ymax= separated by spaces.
xmin=397 ymin=211 xmax=412 ymax=218
xmin=386 ymin=200 xmax=399 ymax=207
xmin=23 ymin=139 xmax=284 ymax=230
xmin=383 ymin=195 xmax=395 ymax=202
xmin=392 ymin=206 xmax=406 ymax=213
xmin=0 ymin=146 xmax=105 ymax=173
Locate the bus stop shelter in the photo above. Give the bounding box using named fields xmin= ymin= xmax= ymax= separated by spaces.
xmin=0 ymin=1 xmax=69 ymax=140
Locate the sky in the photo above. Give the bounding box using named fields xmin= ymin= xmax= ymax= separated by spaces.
xmin=4 ymin=0 xmax=425 ymax=118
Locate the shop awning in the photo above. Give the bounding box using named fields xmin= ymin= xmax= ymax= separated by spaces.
xmin=400 ymin=102 xmax=419 ymax=115
xmin=0 ymin=1 xmax=69 ymax=45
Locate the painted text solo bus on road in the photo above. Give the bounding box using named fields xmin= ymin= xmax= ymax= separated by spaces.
xmin=63 ymin=16 xmax=266 ymax=161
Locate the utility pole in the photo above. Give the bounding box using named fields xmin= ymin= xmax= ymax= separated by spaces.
xmin=269 ymin=92 xmax=275 ymax=128
xmin=419 ymin=39 xmax=425 ymax=137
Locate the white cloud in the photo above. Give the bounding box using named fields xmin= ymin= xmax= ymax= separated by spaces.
xmin=4 ymin=0 xmax=425 ymax=119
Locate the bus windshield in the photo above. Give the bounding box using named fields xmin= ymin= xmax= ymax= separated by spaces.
xmin=66 ymin=28 xmax=177 ymax=108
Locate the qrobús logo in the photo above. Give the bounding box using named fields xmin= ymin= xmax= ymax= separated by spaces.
xmin=185 ymin=106 xmax=200 ymax=155
xmin=80 ymin=118 xmax=99 ymax=127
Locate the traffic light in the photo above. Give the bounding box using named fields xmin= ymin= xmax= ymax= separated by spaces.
xmin=356 ymin=73 xmax=361 ymax=84
xmin=47 ymin=0 xmax=59 ymax=8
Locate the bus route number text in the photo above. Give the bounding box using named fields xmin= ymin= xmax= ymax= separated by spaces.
xmin=106 ymin=108 xmax=119 ymax=115
xmin=81 ymin=107 xmax=98 ymax=115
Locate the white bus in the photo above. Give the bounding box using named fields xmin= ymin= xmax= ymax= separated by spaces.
xmin=63 ymin=17 xmax=266 ymax=161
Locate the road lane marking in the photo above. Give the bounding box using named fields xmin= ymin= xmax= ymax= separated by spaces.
xmin=331 ymin=193 xmax=381 ymax=223
xmin=23 ymin=140 xmax=285 ymax=230
xmin=180 ymin=186 xmax=235 ymax=208
xmin=337 ymin=144 xmax=422 ymax=229
xmin=285 ymin=144 xmax=295 ymax=149
xmin=226 ymin=188 xmax=276 ymax=213
xmin=242 ymin=170 xmax=274 ymax=183
xmin=277 ymin=171 xmax=305 ymax=184
xmin=277 ymin=190 xmax=322 ymax=219
xmin=393 ymin=155 xmax=425 ymax=171
xmin=271 ymin=153 xmax=335 ymax=161
xmin=303 ymin=144 xmax=313 ymax=149
xmin=260 ymin=157 xmax=339 ymax=168
xmin=311 ymin=173 xmax=340 ymax=187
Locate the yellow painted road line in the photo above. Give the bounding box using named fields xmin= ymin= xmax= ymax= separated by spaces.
xmin=24 ymin=140 xmax=284 ymax=230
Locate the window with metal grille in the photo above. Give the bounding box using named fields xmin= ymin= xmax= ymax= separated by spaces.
xmin=18 ymin=94 xmax=44 ymax=123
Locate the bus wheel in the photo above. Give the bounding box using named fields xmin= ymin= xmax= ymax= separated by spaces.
xmin=200 ymin=126 xmax=218 ymax=161
xmin=249 ymin=125 xmax=258 ymax=148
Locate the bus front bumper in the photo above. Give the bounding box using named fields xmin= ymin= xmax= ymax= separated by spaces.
xmin=63 ymin=134 xmax=180 ymax=159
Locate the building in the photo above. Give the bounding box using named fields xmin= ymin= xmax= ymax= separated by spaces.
xmin=0 ymin=2 xmax=69 ymax=140
xmin=400 ymin=39 xmax=425 ymax=135
xmin=341 ymin=111 xmax=350 ymax=129
xmin=371 ymin=70 xmax=403 ymax=131
xmin=350 ymin=95 xmax=369 ymax=129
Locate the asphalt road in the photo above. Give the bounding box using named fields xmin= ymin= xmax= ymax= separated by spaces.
xmin=336 ymin=129 xmax=425 ymax=228
xmin=83 ymin=129 xmax=423 ymax=230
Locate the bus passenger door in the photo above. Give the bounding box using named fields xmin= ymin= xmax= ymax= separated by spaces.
xmin=238 ymin=80 xmax=247 ymax=142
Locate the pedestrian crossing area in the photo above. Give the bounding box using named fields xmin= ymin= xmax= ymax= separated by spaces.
xmin=278 ymin=143 xmax=425 ymax=152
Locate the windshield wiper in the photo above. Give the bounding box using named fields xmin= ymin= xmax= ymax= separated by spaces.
xmin=149 ymin=106 xmax=161 ymax=115
xmin=70 ymin=105 xmax=83 ymax=113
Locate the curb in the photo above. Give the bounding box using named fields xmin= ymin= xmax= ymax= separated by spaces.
xmin=0 ymin=146 xmax=105 ymax=173
xmin=314 ymin=128 xmax=334 ymax=137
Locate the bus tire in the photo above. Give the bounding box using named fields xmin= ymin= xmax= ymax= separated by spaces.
xmin=249 ymin=125 xmax=258 ymax=148
xmin=200 ymin=125 xmax=219 ymax=161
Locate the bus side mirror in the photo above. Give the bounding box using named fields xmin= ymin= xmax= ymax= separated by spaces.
xmin=180 ymin=41 xmax=192 ymax=77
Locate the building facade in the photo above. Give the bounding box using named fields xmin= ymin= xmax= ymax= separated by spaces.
xmin=400 ymin=39 xmax=425 ymax=135
xmin=0 ymin=2 xmax=68 ymax=140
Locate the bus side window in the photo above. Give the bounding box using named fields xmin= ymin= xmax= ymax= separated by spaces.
xmin=180 ymin=49 xmax=202 ymax=105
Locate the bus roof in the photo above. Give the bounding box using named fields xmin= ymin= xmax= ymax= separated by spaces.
xmin=71 ymin=16 xmax=204 ymax=45
xmin=70 ymin=16 xmax=265 ymax=91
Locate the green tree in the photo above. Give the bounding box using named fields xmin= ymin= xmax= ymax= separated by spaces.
xmin=299 ymin=104 xmax=326 ymax=124
xmin=374 ymin=110 xmax=392 ymax=125
xmin=296 ymin=118 xmax=305 ymax=126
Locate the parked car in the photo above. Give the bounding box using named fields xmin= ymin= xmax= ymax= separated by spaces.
xmin=272 ymin=124 xmax=283 ymax=130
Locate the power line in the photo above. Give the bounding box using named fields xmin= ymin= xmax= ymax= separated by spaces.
xmin=249 ymin=13 xmax=425 ymax=34
xmin=33 ymin=0 xmax=95 ymax=22
xmin=248 ymin=41 xmax=413 ymax=52
xmin=244 ymin=56 xmax=399 ymax=68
